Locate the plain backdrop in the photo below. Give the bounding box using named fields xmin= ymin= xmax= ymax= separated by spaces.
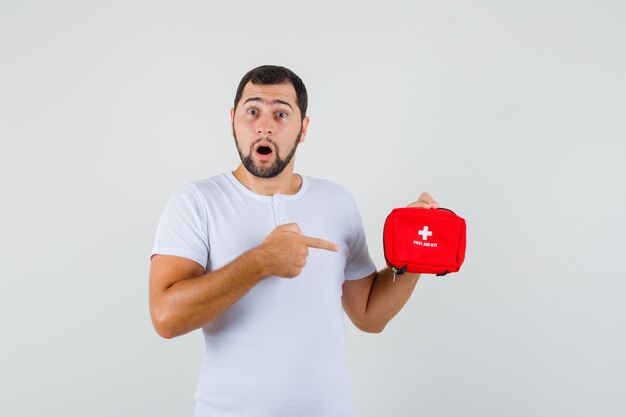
xmin=1 ymin=1 xmax=625 ymax=416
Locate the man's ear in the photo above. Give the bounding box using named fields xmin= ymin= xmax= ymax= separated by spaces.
xmin=230 ymin=108 xmax=235 ymax=137
xmin=299 ymin=116 xmax=310 ymax=144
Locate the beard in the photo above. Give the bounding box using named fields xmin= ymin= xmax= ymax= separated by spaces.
xmin=234 ymin=130 xmax=301 ymax=179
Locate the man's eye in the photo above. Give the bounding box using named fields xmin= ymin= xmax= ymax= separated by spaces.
xmin=247 ymin=109 xmax=257 ymax=116
xmin=276 ymin=111 xmax=287 ymax=118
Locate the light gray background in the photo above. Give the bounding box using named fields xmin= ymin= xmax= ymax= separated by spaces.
xmin=1 ymin=1 xmax=625 ymax=416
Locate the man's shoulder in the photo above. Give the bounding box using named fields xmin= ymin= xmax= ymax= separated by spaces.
xmin=302 ymin=175 xmax=354 ymax=202
xmin=182 ymin=172 xmax=234 ymax=195
xmin=160 ymin=173 xmax=236 ymax=210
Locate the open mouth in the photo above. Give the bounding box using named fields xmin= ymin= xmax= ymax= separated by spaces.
xmin=254 ymin=141 xmax=275 ymax=160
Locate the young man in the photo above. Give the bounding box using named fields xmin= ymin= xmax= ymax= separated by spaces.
xmin=149 ymin=65 xmax=439 ymax=416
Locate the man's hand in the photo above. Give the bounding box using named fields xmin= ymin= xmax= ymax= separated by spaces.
xmin=257 ymin=223 xmax=339 ymax=278
xmin=407 ymin=192 xmax=439 ymax=209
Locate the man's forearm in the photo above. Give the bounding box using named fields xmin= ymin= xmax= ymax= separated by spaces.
xmin=156 ymin=249 xmax=269 ymax=338
xmin=357 ymin=190 xmax=437 ymax=331
xmin=364 ymin=268 xmax=421 ymax=332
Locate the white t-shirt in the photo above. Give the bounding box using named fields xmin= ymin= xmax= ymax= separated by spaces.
xmin=150 ymin=172 xmax=377 ymax=417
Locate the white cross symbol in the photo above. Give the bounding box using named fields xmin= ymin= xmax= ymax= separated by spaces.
xmin=418 ymin=226 xmax=432 ymax=241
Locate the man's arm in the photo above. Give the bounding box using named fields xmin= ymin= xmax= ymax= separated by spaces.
xmin=341 ymin=192 xmax=438 ymax=333
xmin=149 ymin=223 xmax=338 ymax=339
xmin=150 ymin=250 xmax=268 ymax=339
xmin=342 ymin=269 xmax=420 ymax=333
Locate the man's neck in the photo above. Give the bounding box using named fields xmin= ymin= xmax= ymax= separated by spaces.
xmin=232 ymin=164 xmax=302 ymax=196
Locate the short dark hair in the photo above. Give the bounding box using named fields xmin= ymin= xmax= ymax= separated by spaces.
xmin=234 ymin=65 xmax=308 ymax=120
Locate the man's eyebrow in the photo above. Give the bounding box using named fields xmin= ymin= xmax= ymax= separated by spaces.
xmin=243 ymin=97 xmax=294 ymax=109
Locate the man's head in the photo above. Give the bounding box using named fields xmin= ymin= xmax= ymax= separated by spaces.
xmin=234 ymin=65 xmax=308 ymax=121
xmin=231 ymin=65 xmax=310 ymax=179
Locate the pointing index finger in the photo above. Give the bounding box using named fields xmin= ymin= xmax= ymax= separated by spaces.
xmin=302 ymin=236 xmax=339 ymax=252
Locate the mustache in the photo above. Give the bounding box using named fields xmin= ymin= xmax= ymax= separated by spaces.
xmin=250 ymin=137 xmax=276 ymax=151
xmin=253 ymin=137 xmax=273 ymax=145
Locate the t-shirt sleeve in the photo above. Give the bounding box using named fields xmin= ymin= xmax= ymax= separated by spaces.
xmin=344 ymin=196 xmax=377 ymax=280
xmin=149 ymin=183 xmax=209 ymax=269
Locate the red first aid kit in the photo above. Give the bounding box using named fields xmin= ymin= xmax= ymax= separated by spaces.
xmin=383 ymin=207 xmax=466 ymax=277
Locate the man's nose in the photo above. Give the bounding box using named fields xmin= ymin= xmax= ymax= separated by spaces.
xmin=256 ymin=113 xmax=274 ymax=135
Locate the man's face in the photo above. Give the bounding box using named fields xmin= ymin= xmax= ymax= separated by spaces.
xmin=231 ymin=81 xmax=309 ymax=178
